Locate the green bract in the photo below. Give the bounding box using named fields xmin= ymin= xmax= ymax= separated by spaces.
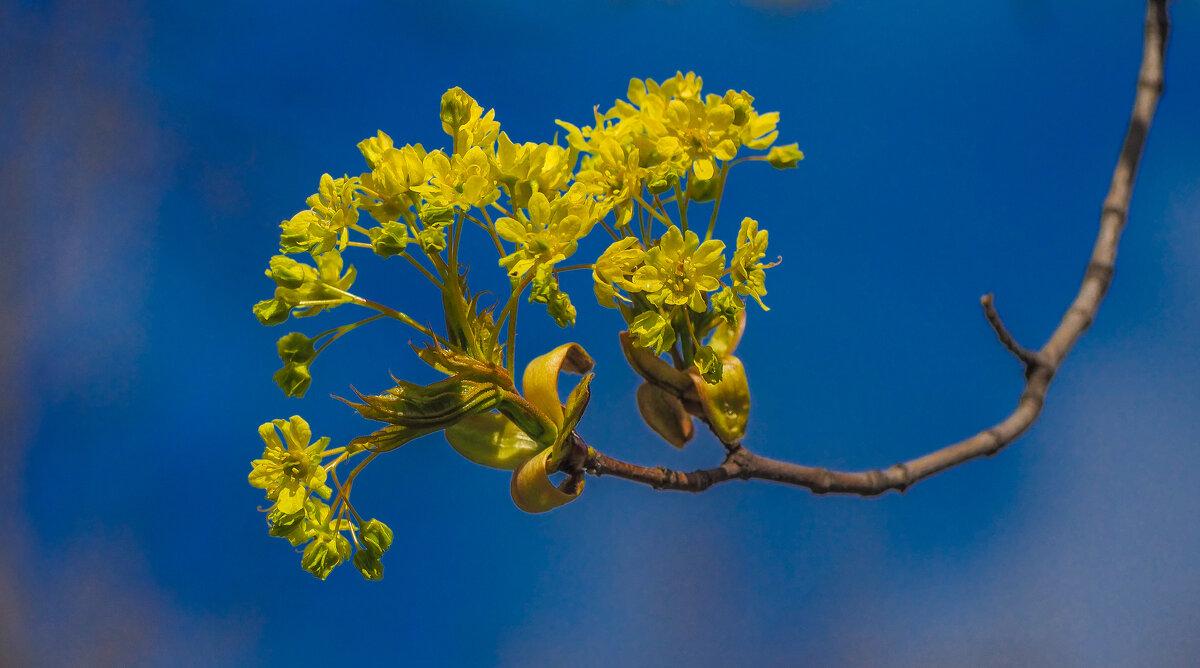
xmin=251 ymin=74 xmax=801 ymax=579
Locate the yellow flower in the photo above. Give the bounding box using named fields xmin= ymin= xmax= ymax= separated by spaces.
xmin=631 ymin=225 xmax=725 ymax=312
xmin=495 ymin=187 xmax=596 ymax=279
xmin=731 ymin=217 xmax=773 ymax=309
xmin=416 ymin=146 xmax=498 ymax=210
xmin=248 ymin=416 xmax=332 ymax=515
xmin=592 ymin=237 xmax=646 ymax=307
xmin=661 ymin=97 xmax=739 ymax=180
xmin=573 ymin=136 xmax=642 ymax=227
xmin=492 ymin=132 xmax=573 ymax=209
xmin=440 ymin=87 xmax=500 ymax=153
xmin=362 ymin=142 xmax=428 ymax=199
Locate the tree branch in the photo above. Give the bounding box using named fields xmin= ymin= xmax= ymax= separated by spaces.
xmin=582 ymin=0 xmax=1171 ymax=497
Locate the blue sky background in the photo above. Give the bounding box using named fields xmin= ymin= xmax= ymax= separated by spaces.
xmin=2 ymin=0 xmax=1199 ymax=665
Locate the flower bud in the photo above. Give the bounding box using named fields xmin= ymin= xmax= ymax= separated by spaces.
xmin=440 ymin=87 xmax=479 ymax=135
xmin=353 ymin=550 xmax=384 ymax=581
xmin=358 ymin=519 xmax=394 ymax=557
xmin=301 ymin=533 xmax=351 ymax=580
xmin=367 ymin=220 xmax=409 ymax=258
xmin=267 ymin=508 xmax=310 ymax=546
xmin=420 ymin=204 xmax=455 ymax=226
xmin=629 ymin=311 xmax=676 ymax=356
xmin=766 ymin=143 xmax=804 ymax=169
xmin=267 ymin=255 xmax=309 ymax=289
xmin=693 ymin=345 xmax=723 ymax=384
xmin=687 ymin=176 xmax=720 ymax=203
xmin=272 ymin=362 xmax=311 ymax=398
xmin=357 ymin=130 xmax=394 ymax=170
xmin=253 ymin=298 xmax=291 ymax=326
xmin=276 ymin=332 xmax=316 ymax=365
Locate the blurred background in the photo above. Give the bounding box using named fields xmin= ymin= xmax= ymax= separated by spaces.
xmin=2 ymin=0 xmax=1198 ymax=665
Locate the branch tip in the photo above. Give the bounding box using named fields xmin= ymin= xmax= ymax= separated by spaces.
xmin=980 ymin=293 xmax=1040 ymax=368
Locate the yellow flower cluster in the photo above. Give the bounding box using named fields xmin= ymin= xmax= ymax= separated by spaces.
xmin=250 ymin=76 xmax=803 ymax=579
xmin=557 ymin=71 xmax=786 ymax=230
xmin=593 ymin=217 xmax=777 ymax=382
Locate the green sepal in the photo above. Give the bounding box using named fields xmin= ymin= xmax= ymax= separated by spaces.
xmin=646 ymin=174 xmax=675 ymax=195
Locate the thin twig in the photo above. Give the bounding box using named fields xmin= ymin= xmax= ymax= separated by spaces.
xmin=980 ymin=293 xmax=1040 ymax=369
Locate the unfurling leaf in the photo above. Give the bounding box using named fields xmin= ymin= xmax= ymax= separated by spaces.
xmin=521 ymin=342 xmax=594 ymax=428
xmin=445 ymin=412 xmax=543 ymax=470
xmin=510 ymin=448 xmax=584 ymax=513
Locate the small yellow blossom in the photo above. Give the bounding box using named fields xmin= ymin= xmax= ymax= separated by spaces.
xmin=631 ymin=226 xmax=725 ymax=312
xmin=416 ymin=146 xmax=499 ymax=210
xmin=248 ymin=416 xmax=332 ymax=515
xmin=495 ymin=187 xmax=596 ymax=279
xmin=731 ymin=217 xmax=773 ymax=309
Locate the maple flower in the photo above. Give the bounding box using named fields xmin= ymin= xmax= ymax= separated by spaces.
xmin=249 ymin=416 xmax=332 ymax=515
xmin=731 ymin=217 xmax=773 ymax=309
xmin=631 ymin=225 xmax=726 ymax=312
xmin=495 ymin=187 xmax=596 ymax=279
